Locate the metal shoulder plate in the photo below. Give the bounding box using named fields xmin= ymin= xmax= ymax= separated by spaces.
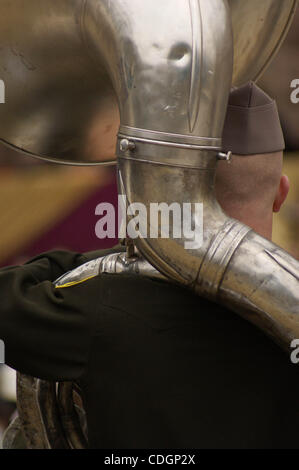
xmin=54 ymin=257 xmax=103 ymax=289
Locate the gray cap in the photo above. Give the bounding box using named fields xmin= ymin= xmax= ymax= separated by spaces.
xmin=222 ymin=82 xmax=285 ymax=155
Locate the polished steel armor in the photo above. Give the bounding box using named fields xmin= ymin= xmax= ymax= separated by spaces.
xmin=0 ymin=0 xmax=297 ymax=164
xmin=0 ymin=0 xmax=298 ymax=449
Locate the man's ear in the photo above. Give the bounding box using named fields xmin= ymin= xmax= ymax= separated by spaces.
xmin=273 ymin=175 xmax=290 ymax=213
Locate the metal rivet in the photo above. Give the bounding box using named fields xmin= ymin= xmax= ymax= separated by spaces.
xmin=120 ymin=139 xmax=136 ymax=152
xmin=217 ymin=151 xmax=232 ymax=162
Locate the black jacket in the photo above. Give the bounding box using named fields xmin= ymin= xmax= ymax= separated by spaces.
xmin=1 ymin=248 xmax=298 ymax=449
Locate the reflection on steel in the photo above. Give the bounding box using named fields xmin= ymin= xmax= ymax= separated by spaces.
xmin=0 ymin=0 xmax=119 ymax=165
xmin=0 ymin=0 xmax=297 ymax=164
xmin=228 ymin=0 xmax=298 ymax=85
xmin=16 ymin=374 xmax=48 ymax=449
xmin=15 ymin=373 xmax=87 ymax=449
xmin=37 ymin=380 xmax=69 ymax=449
xmin=58 ymin=382 xmax=88 ymax=449
xmin=1 ymin=0 xmax=298 ymax=450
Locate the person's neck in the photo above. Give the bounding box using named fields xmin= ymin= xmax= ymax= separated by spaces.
xmin=240 ymin=214 xmax=273 ymax=241
xmin=221 ymin=204 xmax=273 ymax=240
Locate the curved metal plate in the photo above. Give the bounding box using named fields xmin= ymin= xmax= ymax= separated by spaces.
xmin=229 ymin=0 xmax=298 ymax=86
xmin=0 ymin=0 xmax=119 ymax=165
xmin=0 ymin=0 xmax=297 ymax=165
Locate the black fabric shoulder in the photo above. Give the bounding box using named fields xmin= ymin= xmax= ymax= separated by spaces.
xmin=25 ymin=250 xmax=89 ymax=282
xmin=0 ymin=262 xmax=101 ymax=381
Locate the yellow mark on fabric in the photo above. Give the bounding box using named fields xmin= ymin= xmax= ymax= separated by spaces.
xmin=55 ymin=275 xmax=97 ymax=289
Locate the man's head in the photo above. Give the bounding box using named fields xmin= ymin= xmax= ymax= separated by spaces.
xmin=216 ymin=82 xmax=289 ymax=240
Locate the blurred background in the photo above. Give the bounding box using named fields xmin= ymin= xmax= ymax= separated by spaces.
xmin=0 ymin=7 xmax=299 ymax=440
